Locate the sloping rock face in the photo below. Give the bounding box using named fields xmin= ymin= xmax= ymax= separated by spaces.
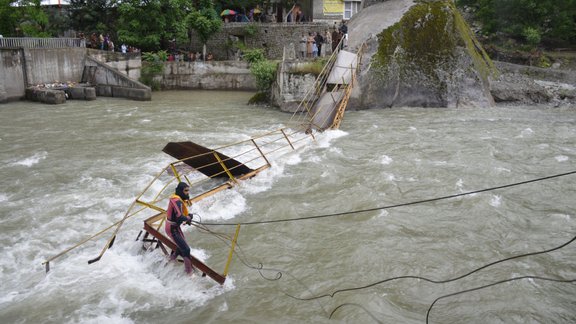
xmin=348 ymin=0 xmax=496 ymax=109
xmin=491 ymin=62 xmax=576 ymax=107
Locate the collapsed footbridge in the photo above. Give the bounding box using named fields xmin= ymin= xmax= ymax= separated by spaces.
xmin=43 ymin=43 xmax=363 ymax=283
xmin=289 ymin=46 xmax=362 ymax=132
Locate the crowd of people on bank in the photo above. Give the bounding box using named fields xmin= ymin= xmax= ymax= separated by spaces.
xmin=221 ymin=4 xmax=324 ymax=24
xmin=223 ymin=5 xmax=268 ymax=23
xmin=74 ymin=18 xmax=348 ymax=62
xmin=84 ymin=32 xmax=139 ymax=54
xmin=299 ymin=20 xmax=348 ymax=59
xmin=166 ymin=51 xmax=214 ymax=62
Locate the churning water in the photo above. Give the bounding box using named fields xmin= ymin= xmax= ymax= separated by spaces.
xmin=0 ymin=91 xmax=575 ymax=323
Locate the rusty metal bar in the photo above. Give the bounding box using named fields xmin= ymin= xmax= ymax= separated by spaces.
xmin=251 ymin=139 xmax=271 ymax=166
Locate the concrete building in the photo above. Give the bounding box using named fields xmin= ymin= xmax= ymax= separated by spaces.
xmin=314 ymin=0 xmax=362 ymax=21
xmin=232 ymin=0 xmax=364 ymax=24
xmin=40 ymin=0 xmax=70 ymax=6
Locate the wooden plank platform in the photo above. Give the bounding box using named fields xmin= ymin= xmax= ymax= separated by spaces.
xmin=144 ymin=214 xmax=226 ymax=285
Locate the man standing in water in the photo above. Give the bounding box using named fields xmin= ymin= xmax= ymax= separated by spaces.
xmin=166 ymin=182 xmax=194 ymax=275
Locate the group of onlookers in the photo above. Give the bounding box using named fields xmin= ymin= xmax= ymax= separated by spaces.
xmin=332 ymin=20 xmax=349 ymax=51
xmin=223 ymin=8 xmax=267 ymax=23
xmin=86 ymin=32 xmax=138 ymax=54
xmin=78 ymin=19 xmax=348 ymax=61
xmin=223 ymin=4 xmax=311 ymax=24
xmin=300 ymin=30 xmax=328 ymax=58
xmin=299 ymin=21 xmax=348 ymax=59
xmin=168 ymin=52 xmax=214 ymax=62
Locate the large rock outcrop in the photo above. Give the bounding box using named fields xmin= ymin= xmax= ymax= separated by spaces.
xmin=347 ymin=0 xmax=496 ymax=108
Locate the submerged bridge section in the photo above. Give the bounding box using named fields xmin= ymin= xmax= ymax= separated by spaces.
xmin=289 ymin=44 xmax=362 ymax=132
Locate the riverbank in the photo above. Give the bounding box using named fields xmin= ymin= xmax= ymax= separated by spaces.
xmin=491 ymin=61 xmax=576 ymax=108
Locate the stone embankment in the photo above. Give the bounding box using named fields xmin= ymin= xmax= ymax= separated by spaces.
xmin=490 ymin=61 xmax=576 ymax=107
xmin=158 ymin=61 xmax=256 ymax=91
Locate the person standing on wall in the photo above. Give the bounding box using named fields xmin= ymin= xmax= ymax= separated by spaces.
xmin=312 ymin=32 xmax=319 ymax=57
xmin=331 ymin=27 xmax=341 ymax=52
xmin=324 ymin=29 xmax=332 ymax=56
xmin=99 ymin=33 xmax=104 ymax=50
xmin=339 ymin=20 xmax=348 ymax=49
xmin=307 ymin=32 xmax=315 ymax=58
xmin=314 ymin=31 xmax=324 ymax=57
xmin=300 ymin=33 xmax=307 ymax=59
xmin=165 ymin=182 xmax=195 ymax=275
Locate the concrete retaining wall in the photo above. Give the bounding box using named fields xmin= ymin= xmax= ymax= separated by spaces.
xmin=25 ymin=48 xmax=86 ymax=85
xmin=0 ymin=49 xmax=27 ymax=102
xmin=189 ymin=23 xmax=331 ymax=60
xmin=1 ymin=47 xmax=86 ymax=102
xmin=0 ymin=46 xmax=150 ymax=103
xmin=87 ymin=49 xmax=142 ymax=80
xmin=86 ymin=56 xmax=151 ymax=101
xmin=271 ymin=61 xmax=318 ymax=112
xmin=159 ymin=61 xmax=257 ymax=90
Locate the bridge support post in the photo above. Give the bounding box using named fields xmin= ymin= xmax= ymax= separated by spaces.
xmin=213 ymin=152 xmax=238 ymax=184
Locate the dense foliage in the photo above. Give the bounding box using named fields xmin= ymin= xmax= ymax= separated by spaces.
xmin=2 ymin=0 xmax=573 ymax=51
xmin=242 ymin=46 xmax=276 ymax=95
xmin=455 ymin=0 xmax=576 ymax=48
xmin=0 ymin=0 xmax=49 ymax=37
xmin=242 ymin=48 xmax=265 ymax=64
xmin=116 ymin=0 xmax=191 ymax=51
xmin=250 ymin=60 xmax=276 ymax=91
xmin=0 ymin=0 xmax=223 ymax=53
xmin=187 ymin=0 xmax=222 ymax=46
xmin=140 ymin=51 xmax=167 ymax=90
xmin=68 ymin=0 xmax=117 ymax=37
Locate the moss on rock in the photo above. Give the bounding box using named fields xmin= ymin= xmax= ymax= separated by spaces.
xmin=362 ymin=0 xmax=496 ymax=108
xmin=375 ymin=1 xmax=456 ymax=77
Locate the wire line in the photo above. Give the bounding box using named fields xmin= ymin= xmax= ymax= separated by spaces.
xmin=199 ymin=170 xmax=576 ymax=226
xmin=425 ymin=276 xmax=576 ymax=323
xmin=287 ymin=234 xmax=576 ymax=300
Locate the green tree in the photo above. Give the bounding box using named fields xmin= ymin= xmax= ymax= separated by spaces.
xmin=116 ymin=0 xmax=191 ymax=52
xmin=0 ymin=0 xmax=49 ymax=37
xmin=250 ymin=60 xmax=276 ymax=92
xmin=456 ymin=0 xmax=576 ymax=47
xmin=44 ymin=6 xmax=72 ymax=37
xmin=68 ymin=0 xmax=117 ymax=35
xmin=215 ymin=0 xmax=260 ymax=13
xmin=187 ymin=0 xmax=222 ymax=57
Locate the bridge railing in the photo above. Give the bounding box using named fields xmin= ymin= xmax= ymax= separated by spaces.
xmin=0 ymin=37 xmax=86 ymax=49
xmin=288 ymin=36 xmax=364 ymax=132
xmin=287 ymin=37 xmax=343 ymax=130
xmin=330 ymin=42 xmax=366 ymax=130
xmin=41 ymin=125 xmax=316 ymax=271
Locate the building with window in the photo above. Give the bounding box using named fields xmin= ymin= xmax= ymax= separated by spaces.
xmin=316 ymin=0 xmax=362 ymax=20
xmin=40 ymin=0 xmax=70 ymax=5
xmin=312 ymin=0 xmax=363 ymax=22
xmin=266 ymin=0 xmax=364 ymax=23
